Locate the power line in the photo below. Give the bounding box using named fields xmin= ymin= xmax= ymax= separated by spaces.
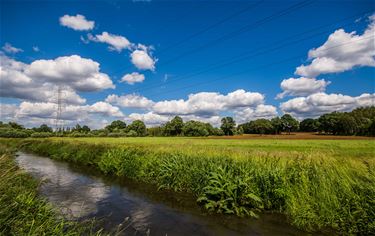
xmin=156 ymin=0 xmax=264 ymax=55
xmin=123 ymin=11 xmax=371 ymax=94
xmin=155 ymin=0 xmax=315 ymax=68
xmin=143 ymin=35 xmax=374 ymax=99
xmin=118 ymin=0 xmax=263 ymax=73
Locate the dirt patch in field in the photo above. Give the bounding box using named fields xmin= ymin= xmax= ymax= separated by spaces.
xmin=207 ymin=132 xmax=375 ymax=140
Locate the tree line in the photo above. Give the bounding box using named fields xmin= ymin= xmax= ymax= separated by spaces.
xmin=1 ymin=106 xmax=374 ymax=138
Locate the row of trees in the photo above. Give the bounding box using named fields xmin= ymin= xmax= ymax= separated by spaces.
xmin=1 ymin=107 xmax=374 ymax=138
xmin=238 ymin=107 xmax=375 ymax=136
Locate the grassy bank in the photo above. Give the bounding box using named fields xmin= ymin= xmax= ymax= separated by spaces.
xmin=2 ymin=138 xmax=375 ymax=234
xmin=0 ymin=144 xmax=105 ymax=235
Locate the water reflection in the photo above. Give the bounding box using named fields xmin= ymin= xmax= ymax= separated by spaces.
xmin=16 ymin=152 xmax=311 ymax=236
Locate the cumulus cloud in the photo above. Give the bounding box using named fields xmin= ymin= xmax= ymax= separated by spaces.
xmin=127 ymin=112 xmax=170 ymax=126
xmin=2 ymin=43 xmax=23 ymax=54
xmin=88 ymin=32 xmax=132 ymax=52
xmin=59 ymin=14 xmax=95 ymax=31
xmin=280 ymin=92 xmax=375 ymax=119
xmin=105 ymin=94 xmax=154 ymax=109
xmin=0 ymin=55 xmax=83 ymax=104
xmin=130 ymin=49 xmax=157 ymax=71
xmin=295 ymin=14 xmax=375 ymax=77
xmin=88 ymin=102 xmax=124 ymax=117
xmin=120 ymin=72 xmax=145 ymax=84
xmin=106 ymin=89 xmax=272 ymax=126
xmin=153 ymin=90 xmax=264 ymax=116
xmin=25 ymin=55 xmax=114 ymax=91
xmin=0 ymin=55 xmax=113 ymax=105
xmin=0 ymin=103 xmax=18 ymax=121
xmin=234 ymin=105 xmax=278 ymax=124
xmin=276 ymin=77 xmax=331 ymax=99
xmin=11 ymin=101 xmax=123 ymax=127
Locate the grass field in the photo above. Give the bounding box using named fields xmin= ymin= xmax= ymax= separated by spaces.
xmin=46 ymin=136 xmax=375 ymax=159
xmin=2 ymin=136 xmax=375 ymax=234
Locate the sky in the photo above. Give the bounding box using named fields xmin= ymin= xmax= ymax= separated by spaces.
xmin=0 ymin=0 xmax=374 ymax=128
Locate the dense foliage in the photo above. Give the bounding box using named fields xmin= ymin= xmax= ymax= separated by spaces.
xmin=1 ymin=106 xmax=374 ymax=137
xmin=3 ymin=138 xmax=374 ymax=234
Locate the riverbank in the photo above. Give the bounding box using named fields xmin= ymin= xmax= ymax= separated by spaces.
xmin=0 ymin=144 xmax=104 ymax=235
xmin=2 ymin=138 xmax=374 ymax=234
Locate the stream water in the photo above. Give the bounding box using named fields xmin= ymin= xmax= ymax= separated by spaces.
xmin=15 ymin=152 xmax=309 ymax=236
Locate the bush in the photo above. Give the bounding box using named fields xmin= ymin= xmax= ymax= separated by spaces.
xmin=107 ymin=132 xmax=126 ymax=137
xmin=68 ymin=132 xmax=93 ymax=137
xmin=30 ymin=132 xmax=54 ymax=138
xmin=126 ymin=130 xmax=138 ymax=137
xmin=0 ymin=128 xmax=29 ymax=138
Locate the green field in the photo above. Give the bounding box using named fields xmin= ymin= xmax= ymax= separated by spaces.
xmin=47 ymin=136 xmax=375 ymax=159
xmin=2 ymin=137 xmax=375 ymax=234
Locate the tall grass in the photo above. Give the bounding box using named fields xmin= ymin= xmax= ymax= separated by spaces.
xmin=3 ymin=138 xmax=374 ymax=234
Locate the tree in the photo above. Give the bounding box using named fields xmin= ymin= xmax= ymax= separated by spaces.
xmin=164 ymin=116 xmax=184 ymax=136
xmin=81 ymin=125 xmax=91 ymax=133
xmin=182 ymin=120 xmax=210 ymax=136
xmin=318 ymin=112 xmax=341 ymax=134
xmin=127 ymin=120 xmax=146 ymax=136
xmin=72 ymin=124 xmax=82 ymax=133
xmin=271 ymin=117 xmax=283 ymax=134
xmin=33 ymin=124 xmax=53 ymax=133
xmin=105 ymin=120 xmax=127 ymax=132
xmin=220 ymin=117 xmax=236 ymax=135
xmin=280 ymin=114 xmax=299 ymax=134
xmin=147 ymin=126 xmax=163 ymax=136
xmin=337 ymin=113 xmax=358 ymax=135
xmin=40 ymin=124 xmax=53 ymax=133
xmin=300 ymin=118 xmax=319 ymax=132
xmin=9 ymin=122 xmax=24 ymax=130
xmin=249 ymin=119 xmax=274 ymax=134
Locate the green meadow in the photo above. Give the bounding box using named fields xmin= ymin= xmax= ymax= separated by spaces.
xmin=1 ymin=137 xmax=374 ymax=234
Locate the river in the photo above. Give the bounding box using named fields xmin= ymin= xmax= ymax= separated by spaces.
xmin=15 ymin=152 xmax=309 ymax=236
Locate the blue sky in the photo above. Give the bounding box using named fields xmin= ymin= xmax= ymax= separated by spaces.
xmin=1 ymin=0 xmax=374 ymax=128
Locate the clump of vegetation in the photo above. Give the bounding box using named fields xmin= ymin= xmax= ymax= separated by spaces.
xmin=4 ymin=138 xmax=374 ymax=234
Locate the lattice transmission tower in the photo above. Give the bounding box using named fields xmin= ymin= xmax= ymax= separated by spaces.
xmin=54 ymin=86 xmax=64 ymax=132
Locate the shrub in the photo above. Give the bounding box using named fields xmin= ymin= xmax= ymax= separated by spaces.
xmin=30 ymin=132 xmax=54 ymax=138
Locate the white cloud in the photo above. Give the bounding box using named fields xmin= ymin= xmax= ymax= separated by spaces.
xmin=88 ymin=32 xmax=132 ymax=52
xmin=59 ymin=14 xmax=95 ymax=31
xmin=32 ymin=46 xmax=40 ymax=52
xmin=0 ymin=103 xmax=18 ymax=121
xmin=0 ymin=55 xmax=112 ymax=105
xmin=234 ymin=105 xmax=278 ymax=124
xmin=105 ymin=94 xmax=154 ymax=109
xmin=25 ymin=55 xmax=114 ymax=91
xmin=12 ymin=101 xmax=123 ymax=126
xmin=280 ymin=92 xmax=375 ymax=119
xmin=2 ymin=43 xmax=23 ymax=54
xmin=106 ymin=89 xmax=271 ymax=126
xmin=295 ymin=14 xmax=375 ymax=77
xmin=127 ymin=112 xmax=170 ymax=126
xmin=0 ymin=55 xmax=83 ymax=104
xmin=120 ymin=72 xmax=145 ymax=84
xmin=16 ymin=102 xmax=58 ymax=119
xmin=89 ymin=102 xmax=124 ymax=117
xmin=276 ymin=77 xmax=330 ymax=99
xmin=153 ymin=89 xmax=264 ymax=116
xmin=130 ymin=49 xmax=156 ymax=71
